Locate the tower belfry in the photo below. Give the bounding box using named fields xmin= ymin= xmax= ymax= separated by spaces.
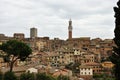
xmin=68 ymin=19 xmax=73 ymax=40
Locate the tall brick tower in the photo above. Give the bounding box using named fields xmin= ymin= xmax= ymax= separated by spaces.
xmin=68 ymin=19 xmax=73 ymax=40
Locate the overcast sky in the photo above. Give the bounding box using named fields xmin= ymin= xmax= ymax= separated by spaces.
xmin=0 ymin=0 xmax=117 ymax=40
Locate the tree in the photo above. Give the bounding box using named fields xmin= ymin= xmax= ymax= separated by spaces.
xmin=0 ymin=40 xmax=32 ymax=72
xmin=65 ymin=62 xmax=80 ymax=75
xmin=109 ymin=0 xmax=120 ymax=80
xmin=0 ymin=71 xmax=3 ymax=80
xmin=3 ymin=71 xmax=17 ymax=80
xmin=19 ymin=72 xmax=35 ymax=80
xmin=36 ymin=73 xmax=56 ymax=80
xmin=57 ymin=75 xmax=70 ymax=80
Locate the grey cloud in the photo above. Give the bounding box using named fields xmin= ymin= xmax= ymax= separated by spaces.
xmin=0 ymin=0 xmax=117 ymax=39
xmin=41 ymin=0 xmax=115 ymax=19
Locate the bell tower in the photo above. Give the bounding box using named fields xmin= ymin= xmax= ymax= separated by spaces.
xmin=68 ymin=19 xmax=73 ymax=40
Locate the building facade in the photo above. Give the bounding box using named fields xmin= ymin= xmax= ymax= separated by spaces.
xmin=14 ymin=33 xmax=25 ymax=39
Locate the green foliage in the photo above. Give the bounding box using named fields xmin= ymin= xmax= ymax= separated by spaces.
xmin=93 ymin=74 xmax=103 ymax=78
xmin=0 ymin=71 xmax=3 ymax=80
xmin=0 ymin=40 xmax=32 ymax=72
xmin=0 ymin=40 xmax=32 ymax=61
xmin=65 ymin=62 xmax=80 ymax=73
xmin=93 ymin=73 xmax=109 ymax=78
xmin=3 ymin=71 xmax=17 ymax=80
xmin=109 ymin=0 xmax=120 ymax=80
xmin=57 ymin=75 xmax=70 ymax=80
xmin=19 ymin=72 xmax=56 ymax=80
xmin=19 ymin=72 xmax=35 ymax=80
xmin=93 ymin=73 xmax=115 ymax=80
xmin=36 ymin=73 xmax=55 ymax=80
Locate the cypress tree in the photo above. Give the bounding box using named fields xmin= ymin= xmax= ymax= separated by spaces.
xmin=110 ymin=0 xmax=120 ymax=80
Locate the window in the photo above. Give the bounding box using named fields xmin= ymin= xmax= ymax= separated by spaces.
xmin=89 ymin=72 xmax=91 ymax=74
xmin=81 ymin=72 xmax=83 ymax=74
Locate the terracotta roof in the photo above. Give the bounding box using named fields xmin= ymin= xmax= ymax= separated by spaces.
xmin=80 ymin=65 xmax=92 ymax=68
xmin=83 ymin=62 xmax=101 ymax=66
xmin=52 ymin=69 xmax=70 ymax=77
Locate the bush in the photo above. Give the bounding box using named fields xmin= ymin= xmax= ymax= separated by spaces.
xmin=36 ymin=73 xmax=56 ymax=80
xmin=19 ymin=72 xmax=35 ymax=80
xmin=57 ymin=75 xmax=70 ymax=80
xmin=0 ymin=71 xmax=3 ymax=80
xmin=3 ymin=71 xmax=17 ymax=80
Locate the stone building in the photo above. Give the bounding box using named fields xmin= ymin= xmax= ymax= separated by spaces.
xmin=30 ymin=27 xmax=37 ymax=39
xmin=79 ymin=65 xmax=93 ymax=80
xmin=13 ymin=33 xmax=25 ymax=39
